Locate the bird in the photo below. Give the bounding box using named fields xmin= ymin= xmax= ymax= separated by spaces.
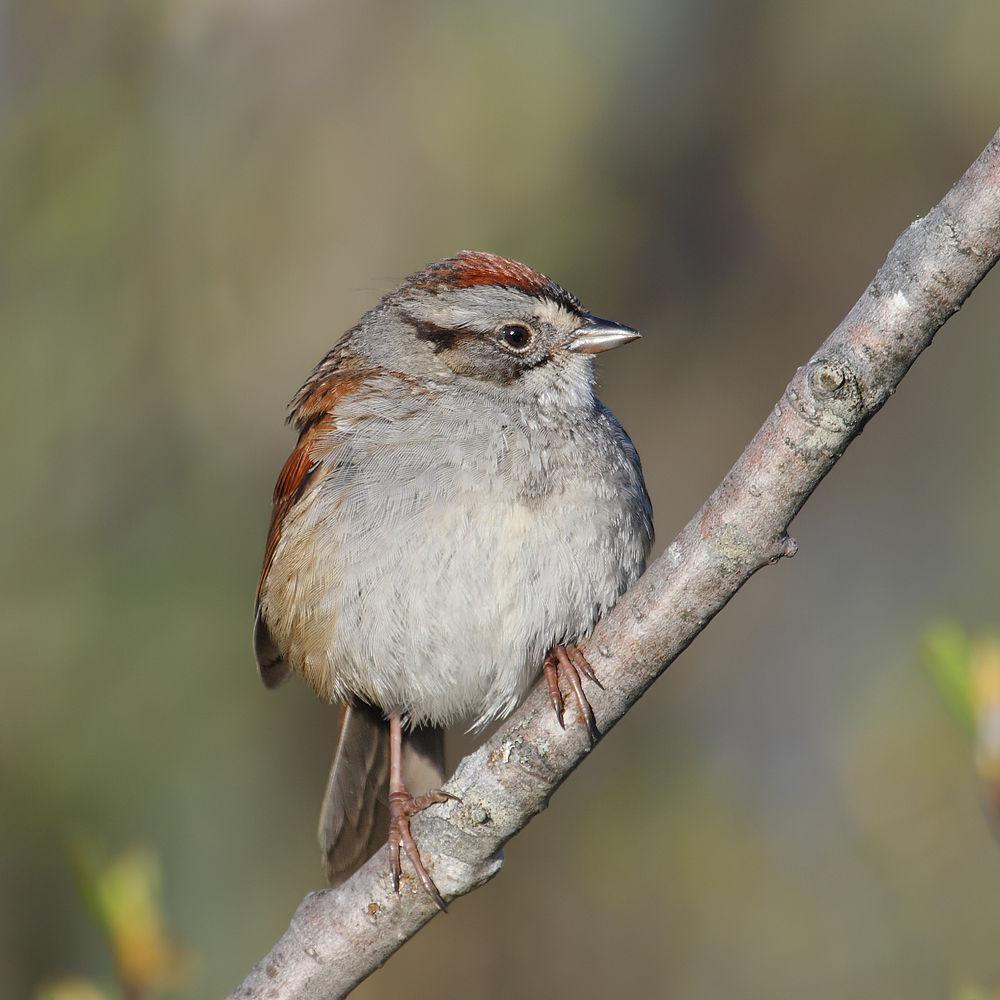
xmin=253 ymin=251 xmax=653 ymax=907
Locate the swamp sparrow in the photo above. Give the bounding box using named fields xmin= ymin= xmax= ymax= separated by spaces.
xmin=254 ymin=251 xmax=652 ymax=906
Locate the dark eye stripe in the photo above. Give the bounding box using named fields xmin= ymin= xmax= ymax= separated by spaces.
xmin=405 ymin=317 xmax=472 ymax=352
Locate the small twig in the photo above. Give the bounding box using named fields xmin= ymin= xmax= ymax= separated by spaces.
xmin=229 ymin=127 xmax=1000 ymax=1000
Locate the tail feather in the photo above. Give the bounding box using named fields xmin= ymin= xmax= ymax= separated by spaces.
xmin=319 ymin=702 xmax=445 ymax=885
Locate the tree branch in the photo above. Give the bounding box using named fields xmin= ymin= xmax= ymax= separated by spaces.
xmin=229 ymin=128 xmax=1000 ymax=1000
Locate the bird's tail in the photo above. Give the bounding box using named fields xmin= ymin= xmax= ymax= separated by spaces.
xmin=319 ymin=701 xmax=446 ymax=884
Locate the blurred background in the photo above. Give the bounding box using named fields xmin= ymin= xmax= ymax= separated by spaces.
xmin=3 ymin=1 xmax=1000 ymax=997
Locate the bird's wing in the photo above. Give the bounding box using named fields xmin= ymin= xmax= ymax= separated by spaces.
xmin=253 ymin=363 xmax=372 ymax=688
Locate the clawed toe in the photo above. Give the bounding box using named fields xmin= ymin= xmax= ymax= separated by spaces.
xmin=566 ymin=643 xmax=603 ymax=689
xmin=387 ymin=788 xmax=452 ymax=910
xmin=544 ymin=643 xmax=602 ymax=744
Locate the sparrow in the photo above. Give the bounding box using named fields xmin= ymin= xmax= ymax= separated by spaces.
xmin=254 ymin=251 xmax=653 ymax=907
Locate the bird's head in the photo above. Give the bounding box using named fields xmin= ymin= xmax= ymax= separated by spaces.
xmin=354 ymin=250 xmax=640 ymax=407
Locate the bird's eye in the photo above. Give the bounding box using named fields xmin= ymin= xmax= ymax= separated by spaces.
xmin=498 ymin=324 xmax=534 ymax=352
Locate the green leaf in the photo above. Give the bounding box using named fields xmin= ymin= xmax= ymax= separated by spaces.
xmin=921 ymin=621 xmax=974 ymax=731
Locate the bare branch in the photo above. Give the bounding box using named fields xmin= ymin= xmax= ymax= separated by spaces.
xmin=229 ymin=128 xmax=1000 ymax=1000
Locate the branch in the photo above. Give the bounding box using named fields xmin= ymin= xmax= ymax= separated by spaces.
xmin=230 ymin=129 xmax=1000 ymax=1000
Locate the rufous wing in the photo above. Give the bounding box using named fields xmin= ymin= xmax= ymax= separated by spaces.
xmin=253 ymin=366 xmax=369 ymax=689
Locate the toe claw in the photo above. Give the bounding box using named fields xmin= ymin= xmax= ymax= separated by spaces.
xmin=389 ymin=841 xmax=402 ymax=894
xmin=568 ymin=644 xmax=604 ymax=689
xmin=424 ymin=876 xmax=448 ymax=913
xmin=552 ymin=700 xmax=565 ymax=728
xmin=400 ymin=828 xmax=447 ymax=912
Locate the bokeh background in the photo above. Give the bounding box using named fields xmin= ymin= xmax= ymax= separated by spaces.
xmin=4 ymin=2 xmax=1000 ymax=998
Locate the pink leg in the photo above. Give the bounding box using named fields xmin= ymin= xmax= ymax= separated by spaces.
xmin=386 ymin=714 xmax=458 ymax=910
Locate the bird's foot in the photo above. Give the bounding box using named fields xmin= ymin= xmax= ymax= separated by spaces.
xmin=387 ymin=786 xmax=459 ymax=910
xmin=543 ymin=643 xmax=604 ymax=744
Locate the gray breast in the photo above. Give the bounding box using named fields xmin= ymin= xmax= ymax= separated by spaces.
xmin=307 ymin=377 xmax=653 ymax=728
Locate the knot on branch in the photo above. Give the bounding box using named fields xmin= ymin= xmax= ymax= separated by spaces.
xmin=787 ymin=355 xmax=864 ymax=434
xmin=769 ymin=532 xmax=798 ymax=563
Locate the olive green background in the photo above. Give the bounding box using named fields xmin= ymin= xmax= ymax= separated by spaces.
xmin=4 ymin=2 xmax=1000 ymax=997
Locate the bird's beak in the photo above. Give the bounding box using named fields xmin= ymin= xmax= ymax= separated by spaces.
xmin=565 ymin=314 xmax=642 ymax=354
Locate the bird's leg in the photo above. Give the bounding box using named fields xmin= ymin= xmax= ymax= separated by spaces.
xmin=543 ymin=643 xmax=604 ymax=744
xmin=386 ymin=713 xmax=457 ymax=911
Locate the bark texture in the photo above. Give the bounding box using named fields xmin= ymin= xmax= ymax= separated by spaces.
xmin=229 ymin=127 xmax=1000 ymax=1000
